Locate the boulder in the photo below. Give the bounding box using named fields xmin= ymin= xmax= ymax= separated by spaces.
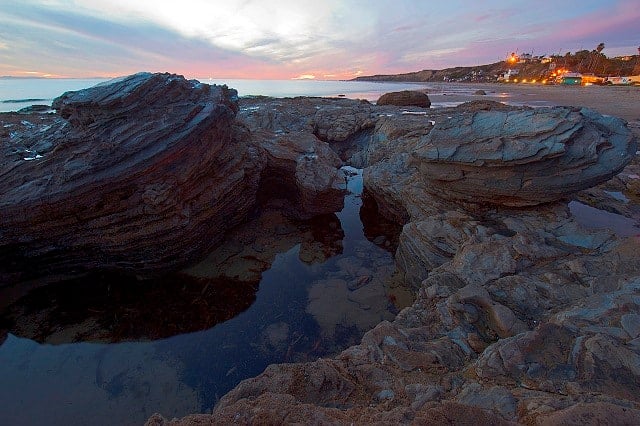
xmin=0 ymin=77 xmax=352 ymax=283
xmin=376 ymin=90 xmax=431 ymax=108
xmin=0 ymin=72 xmax=263 ymax=279
xmin=411 ymin=107 xmax=637 ymax=206
xmin=253 ymin=130 xmax=345 ymax=219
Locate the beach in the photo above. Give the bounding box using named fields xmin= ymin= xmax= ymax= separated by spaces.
xmin=426 ymin=82 xmax=640 ymax=123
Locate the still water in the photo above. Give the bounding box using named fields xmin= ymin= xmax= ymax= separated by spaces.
xmin=0 ymin=168 xmax=410 ymax=425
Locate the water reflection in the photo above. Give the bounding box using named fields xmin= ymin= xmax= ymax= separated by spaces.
xmin=2 ymin=273 xmax=258 ymax=343
xmin=361 ymin=190 xmax=403 ymax=253
xmin=0 ymin=167 xmax=411 ymax=425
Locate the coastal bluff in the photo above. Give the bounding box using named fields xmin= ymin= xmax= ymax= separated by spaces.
xmin=1 ymin=73 xmax=639 ymax=424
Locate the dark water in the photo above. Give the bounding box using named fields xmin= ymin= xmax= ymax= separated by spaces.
xmin=0 ymin=168 xmax=411 ymax=425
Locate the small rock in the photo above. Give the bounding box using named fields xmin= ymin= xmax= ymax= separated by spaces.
xmin=348 ymin=275 xmax=371 ymax=291
xmin=621 ymin=313 xmax=640 ymax=339
xmin=457 ymin=384 xmax=517 ymax=419
xmin=474 ymin=90 xmax=487 ymax=95
xmin=406 ymin=384 xmax=443 ymax=410
xmin=373 ymin=235 xmax=386 ymax=245
xmin=377 ymin=389 xmax=395 ymax=400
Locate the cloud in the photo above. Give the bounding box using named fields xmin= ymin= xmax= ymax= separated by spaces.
xmin=0 ymin=2 xmax=287 ymax=77
xmin=0 ymin=0 xmax=637 ymax=78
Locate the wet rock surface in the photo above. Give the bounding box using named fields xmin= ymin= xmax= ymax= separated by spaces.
xmin=149 ymin=95 xmax=640 ymax=424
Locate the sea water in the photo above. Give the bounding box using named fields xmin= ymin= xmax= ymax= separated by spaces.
xmin=0 ymin=77 xmax=435 ymax=112
xmin=0 ymin=78 xmax=109 ymax=112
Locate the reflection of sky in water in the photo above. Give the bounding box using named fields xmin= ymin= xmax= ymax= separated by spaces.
xmin=0 ymin=169 xmax=400 ymax=425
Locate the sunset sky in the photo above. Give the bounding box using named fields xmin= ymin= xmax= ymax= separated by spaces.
xmin=0 ymin=0 xmax=638 ymax=79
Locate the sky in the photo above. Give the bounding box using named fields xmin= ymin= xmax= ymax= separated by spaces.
xmin=0 ymin=0 xmax=638 ymax=79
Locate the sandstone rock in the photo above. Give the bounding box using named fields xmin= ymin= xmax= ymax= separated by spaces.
xmin=312 ymin=103 xmax=375 ymax=142
xmin=396 ymin=213 xmax=475 ymax=288
xmin=452 ymin=284 xmax=528 ymax=339
xmin=0 ymin=75 xmax=349 ymax=283
xmin=456 ymin=383 xmax=517 ymax=419
xmin=412 ymin=107 xmax=637 ymax=206
xmin=253 ymin=130 xmax=345 ymax=219
xmin=3 ymin=76 xmax=640 ymax=425
xmin=0 ymin=72 xmax=262 ymax=280
xmin=377 ymin=90 xmax=431 ymax=108
xmin=475 ymin=279 xmax=640 ymax=399
xmin=455 ymin=99 xmax=515 ymax=112
xmin=621 ymin=313 xmax=640 ymax=339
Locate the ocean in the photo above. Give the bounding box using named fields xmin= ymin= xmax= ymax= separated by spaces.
xmin=0 ymin=77 xmax=434 ymax=112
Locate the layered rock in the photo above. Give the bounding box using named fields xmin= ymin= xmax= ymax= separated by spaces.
xmin=377 ymin=90 xmax=431 ymax=108
xmin=252 ymin=130 xmax=345 ymax=219
xmin=0 ymin=74 xmax=347 ymax=282
xmin=1 ymin=72 xmax=261 ymax=280
xmin=4 ymin=85 xmax=639 ymax=423
xmin=412 ymin=107 xmax=637 ymax=206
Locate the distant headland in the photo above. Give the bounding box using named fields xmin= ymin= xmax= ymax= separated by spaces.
xmin=354 ymin=48 xmax=640 ymax=84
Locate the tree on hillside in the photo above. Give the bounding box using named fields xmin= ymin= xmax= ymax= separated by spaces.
xmin=588 ymin=42 xmax=606 ymax=73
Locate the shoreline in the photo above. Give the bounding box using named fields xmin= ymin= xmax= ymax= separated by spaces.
xmin=421 ymin=82 xmax=640 ymax=123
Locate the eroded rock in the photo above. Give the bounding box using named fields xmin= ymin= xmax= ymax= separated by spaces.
xmin=0 ymin=75 xmax=348 ymax=282
xmin=377 ymin=90 xmax=431 ymax=108
xmin=1 ymin=72 xmax=261 ymax=279
xmin=412 ymin=107 xmax=637 ymax=206
xmin=156 ymin=98 xmax=640 ymax=425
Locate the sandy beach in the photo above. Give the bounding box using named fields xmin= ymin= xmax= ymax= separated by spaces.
xmin=428 ymin=83 xmax=640 ymax=124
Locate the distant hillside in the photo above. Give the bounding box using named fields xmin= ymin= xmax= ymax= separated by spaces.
xmin=354 ymin=52 xmax=640 ymax=83
xmin=353 ymin=62 xmax=508 ymax=83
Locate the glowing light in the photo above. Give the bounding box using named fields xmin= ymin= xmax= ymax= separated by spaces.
xmin=292 ymin=74 xmax=316 ymax=80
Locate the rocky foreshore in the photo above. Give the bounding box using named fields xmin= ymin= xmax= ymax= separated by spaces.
xmin=150 ymin=91 xmax=640 ymax=423
xmin=2 ymin=73 xmax=640 ymax=424
xmin=0 ymin=73 xmax=345 ymax=283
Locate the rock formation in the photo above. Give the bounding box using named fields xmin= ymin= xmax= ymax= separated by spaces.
xmin=411 ymin=107 xmax=636 ymax=206
xmin=0 ymin=74 xmax=346 ymax=282
xmin=3 ymin=81 xmax=640 ymax=423
xmin=252 ymin=130 xmax=345 ymax=219
xmin=148 ymin=96 xmax=640 ymax=425
xmin=376 ymin=90 xmax=431 ymax=108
